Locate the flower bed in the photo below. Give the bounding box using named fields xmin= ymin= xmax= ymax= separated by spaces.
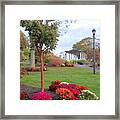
xmin=32 ymin=92 xmax=52 ymax=100
xmin=20 ymin=80 xmax=99 ymax=100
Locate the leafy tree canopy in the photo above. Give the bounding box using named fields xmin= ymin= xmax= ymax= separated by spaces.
xmin=20 ymin=30 xmax=29 ymax=50
xmin=72 ymin=37 xmax=100 ymax=62
xmin=72 ymin=37 xmax=93 ymax=51
xmin=20 ymin=20 xmax=59 ymax=52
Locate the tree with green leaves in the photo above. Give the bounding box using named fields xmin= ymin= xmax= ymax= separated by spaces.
xmin=72 ymin=37 xmax=100 ymax=63
xmin=20 ymin=20 xmax=59 ymax=92
xmin=20 ymin=31 xmax=28 ymax=50
xmin=20 ymin=31 xmax=29 ymax=62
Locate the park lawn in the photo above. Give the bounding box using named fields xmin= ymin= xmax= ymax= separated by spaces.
xmin=21 ymin=67 xmax=100 ymax=97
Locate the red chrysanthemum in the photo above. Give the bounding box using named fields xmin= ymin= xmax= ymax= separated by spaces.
xmin=69 ymin=84 xmax=80 ymax=89
xmin=78 ymin=86 xmax=89 ymax=90
xmin=70 ymin=88 xmax=81 ymax=95
xmin=32 ymin=92 xmax=52 ymax=100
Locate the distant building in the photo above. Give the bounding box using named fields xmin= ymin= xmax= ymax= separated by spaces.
xmin=59 ymin=37 xmax=100 ymax=61
xmin=59 ymin=49 xmax=86 ymax=60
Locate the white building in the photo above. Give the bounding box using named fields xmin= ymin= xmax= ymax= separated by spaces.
xmin=60 ymin=50 xmax=86 ymax=60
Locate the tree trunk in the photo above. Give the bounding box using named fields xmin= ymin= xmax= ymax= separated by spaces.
xmin=40 ymin=48 xmax=44 ymax=92
xmin=30 ymin=48 xmax=35 ymax=71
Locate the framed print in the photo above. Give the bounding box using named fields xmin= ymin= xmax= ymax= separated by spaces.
xmin=0 ymin=0 xmax=119 ymax=119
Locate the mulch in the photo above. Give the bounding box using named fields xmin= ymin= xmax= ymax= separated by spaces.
xmin=20 ymin=84 xmax=56 ymax=99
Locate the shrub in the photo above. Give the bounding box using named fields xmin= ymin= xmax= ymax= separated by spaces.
xmin=20 ymin=81 xmax=98 ymax=100
xmin=56 ymin=83 xmax=70 ymax=89
xmin=32 ymin=92 xmax=52 ymax=100
xmin=48 ymin=80 xmax=62 ymax=91
xmin=69 ymin=84 xmax=80 ymax=89
xmin=65 ymin=64 xmax=74 ymax=67
xmin=61 ymin=63 xmax=65 ymax=67
xmin=57 ymin=84 xmax=80 ymax=95
xmin=20 ymin=67 xmax=29 ymax=78
xmin=78 ymin=90 xmax=99 ymax=100
xmin=20 ymin=91 xmax=30 ymax=100
xmin=48 ymin=84 xmax=58 ymax=91
xmin=25 ymin=66 xmax=47 ymax=72
xmin=65 ymin=60 xmax=75 ymax=64
xmin=51 ymin=80 xmax=61 ymax=85
xmin=55 ymin=88 xmax=75 ymax=100
xmin=78 ymin=86 xmax=89 ymax=91
xmin=77 ymin=60 xmax=88 ymax=65
xmin=20 ymin=67 xmax=28 ymax=75
xmin=60 ymin=82 xmax=69 ymax=85
xmin=48 ymin=55 xmax=64 ymax=67
xmin=49 ymin=83 xmax=81 ymax=96
xmin=69 ymin=88 xmax=80 ymax=95
xmin=64 ymin=60 xmax=74 ymax=67
xmin=48 ymin=83 xmax=69 ymax=91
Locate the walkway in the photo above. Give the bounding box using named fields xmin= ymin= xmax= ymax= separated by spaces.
xmin=74 ymin=64 xmax=100 ymax=72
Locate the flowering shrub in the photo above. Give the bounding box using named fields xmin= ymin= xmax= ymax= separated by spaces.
xmin=56 ymin=84 xmax=70 ymax=89
xmin=20 ymin=91 xmax=30 ymax=100
xmin=61 ymin=63 xmax=65 ymax=67
xmin=32 ymin=92 xmax=52 ymax=100
xmin=48 ymin=56 xmax=64 ymax=67
xmin=48 ymin=84 xmax=58 ymax=91
xmin=48 ymin=83 xmax=69 ymax=91
xmin=78 ymin=86 xmax=89 ymax=91
xmin=51 ymin=80 xmax=61 ymax=85
xmin=69 ymin=84 xmax=79 ymax=89
xmin=57 ymin=84 xmax=80 ymax=95
xmin=21 ymin=80 xmax=98 ymax=100
xmin=49 ymin=83 xmax=81 ymax=96
xmin=64 ymin=60 xmax=74 ymax=67
xmin=78 ymin=90 xmax=99 ymax=100
xmin=60 ymin=82 xmax=69 ymax=84
xmin=69 ymin=88 xmax=80 ymax=95
xmin=49 ymin=80 xmax=62 ymax=91
xmin=55 ymin=88 xmax=75 ymax=100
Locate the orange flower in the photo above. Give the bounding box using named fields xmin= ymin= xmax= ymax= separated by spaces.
xmin=56 ymin=88 xmax=75 ymax=100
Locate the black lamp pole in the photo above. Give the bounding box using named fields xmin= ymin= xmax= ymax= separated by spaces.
xmin=92 ymin=29 xmax=96 ymax=74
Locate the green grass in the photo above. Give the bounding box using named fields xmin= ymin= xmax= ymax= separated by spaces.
xmin=21 ymin=67 xmax=100 ymax=97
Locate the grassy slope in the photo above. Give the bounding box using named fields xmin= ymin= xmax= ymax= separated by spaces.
xmin=21 ymin=67 xmax=100 ymax=97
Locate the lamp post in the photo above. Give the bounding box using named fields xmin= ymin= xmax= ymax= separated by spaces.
xmin=92 ymin=29 xmax=96 ymax=74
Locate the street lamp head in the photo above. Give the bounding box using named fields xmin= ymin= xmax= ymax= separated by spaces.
xmin=92 ymin=29 xmax=96 ymax=35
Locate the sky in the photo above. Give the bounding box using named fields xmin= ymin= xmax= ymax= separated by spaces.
xmin=53 ymin=19 xmax=100 ymax=56
xmin=20 ymin=19 xmax=100 ymax=56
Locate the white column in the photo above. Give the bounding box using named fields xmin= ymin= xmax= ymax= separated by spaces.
xmin=69 ymin=53 xmax=70 ymax=60
xmin=71 ymin=54 xmax=72 ymax=60
xmin=81 ymin=52 xmax=82 ymax=59
xmin=64 ymin=52 xmax=67 ymax=60
xmin=80 ymin=52 xmax=81 ymax=59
